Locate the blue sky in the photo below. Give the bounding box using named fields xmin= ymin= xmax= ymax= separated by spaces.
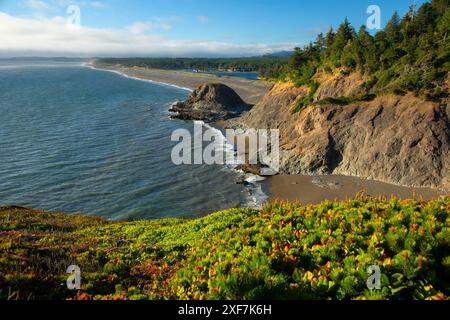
xmin=0 ymin=0 xmax=427 ymax=57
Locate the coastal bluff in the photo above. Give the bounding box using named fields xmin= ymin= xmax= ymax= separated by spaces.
xmin=168 ymin=73 xmax=449 ymax=190
xmin=237 ymin=79 xmax=450 ymax=190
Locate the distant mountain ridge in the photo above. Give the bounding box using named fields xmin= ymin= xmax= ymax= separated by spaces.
xmin=262 ymin=51 xmax=295 ymax=58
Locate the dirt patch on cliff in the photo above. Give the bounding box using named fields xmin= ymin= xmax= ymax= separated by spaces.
xmin=313 ymin=69 xmax=368 ymax=100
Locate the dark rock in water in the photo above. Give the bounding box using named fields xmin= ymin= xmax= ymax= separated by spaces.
xmin=236 ymin=179 xmax=252 ymax=187
xmin=169 ymin=83 xmax=251 ymax=122
xmin=235 ymin=164 xmax=262 ymax=176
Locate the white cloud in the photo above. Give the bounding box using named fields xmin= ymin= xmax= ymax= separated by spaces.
xmin=0 ymin=12 xmax=296 ymax=57
xmin=22 ymin=0 xmax=107 ymax=12
xmin=61 ymin=1 xmax=107 ymax=9
xmin=23 ymin=0 xmax=52 ymax=10
xmin=83 ymin=1 xmax=106 ymax=9
xmin=126 ymin=17 xmax=177 ymax=35
xmin=197 ymin=15 xmax=209 ymax=23
xmin=126 ymin=21 xmax=171 ymax=35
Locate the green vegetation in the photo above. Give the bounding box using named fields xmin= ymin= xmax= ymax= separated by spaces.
xmin=292 ymin=81 xmax=319 ymax=113
xmin=97 ymin=57 xmax=288 ymax=79
xmin=285 ymin=0 xmax=449 ymax=102
xmin=1 ymin=197 xmax=448 ymax=300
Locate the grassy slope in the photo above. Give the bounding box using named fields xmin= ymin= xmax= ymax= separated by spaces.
xmin=0 ymin=198 xmax=449 ymax=300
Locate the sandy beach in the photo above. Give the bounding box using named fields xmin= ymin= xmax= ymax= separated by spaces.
xmin=267 ymin=175 xmax=448 ymax=204
xmin=90 ymin=62 xmax=273 ymax=105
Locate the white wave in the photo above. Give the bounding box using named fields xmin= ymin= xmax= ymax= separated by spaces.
xmin=245 ymin=174 xmax=267 ymax=184
xmin=200 ymin=121 xmax=269 ymax=210
xmin=0 ymin=62 xmax=85 ymax=70
xmin=244 ymin=174 xmax=269 ymax=209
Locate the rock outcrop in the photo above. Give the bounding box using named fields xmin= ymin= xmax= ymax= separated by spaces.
xmin=170 ymin=83 xmax=251 ymax=122
xmin=235 ymin=81 xmax=449 ymax=190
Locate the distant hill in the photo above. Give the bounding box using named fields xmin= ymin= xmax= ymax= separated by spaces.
xmin=262 ymin=50 xmax=295 ymax=58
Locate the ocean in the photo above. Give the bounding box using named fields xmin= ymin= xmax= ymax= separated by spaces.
xmin=0 ymin=60 xmax=265 ymax=220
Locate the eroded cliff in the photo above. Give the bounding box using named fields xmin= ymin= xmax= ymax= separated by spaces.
xmin=235 ymin=72 xmax=449 ymax=190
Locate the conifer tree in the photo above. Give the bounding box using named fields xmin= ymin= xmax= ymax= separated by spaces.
xmin=385 ymin=11 xmax=402 ymax=44
xmin=325 ymin=27 xmax=335 ymax=48
xmin=332 ymin=18 xmax=356 ymax=52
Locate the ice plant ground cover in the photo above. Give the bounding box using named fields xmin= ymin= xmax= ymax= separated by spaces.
xmin=0 ymin=197 xmax=448 ymax=300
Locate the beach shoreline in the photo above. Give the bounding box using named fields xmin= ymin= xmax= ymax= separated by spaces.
xmin=88 ymin=61 xmax=273 ymax=105
xmin=88 ymin=62 xmax=272 ymax=209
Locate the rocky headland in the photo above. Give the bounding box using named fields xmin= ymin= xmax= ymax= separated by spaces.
xmin=169 ymin=83 xmax=252 ymax=122
xmin=238 ymin=80 xmax=449 ymax=190
xmin=174 ymin=70 xmax=449 ymax=191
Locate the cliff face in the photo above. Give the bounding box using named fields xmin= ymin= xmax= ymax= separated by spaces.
xmin=313 ymin=69 xmax=368 ymax=100
xmin=236 ymin=76 xmax=450 ymax=190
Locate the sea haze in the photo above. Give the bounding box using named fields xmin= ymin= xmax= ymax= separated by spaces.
xmin=0 ymin=60 xmax=258 ymax=220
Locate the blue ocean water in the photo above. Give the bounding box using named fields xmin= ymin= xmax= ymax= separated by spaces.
xmin=0 ymin=61 xmax=261 ymax=220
